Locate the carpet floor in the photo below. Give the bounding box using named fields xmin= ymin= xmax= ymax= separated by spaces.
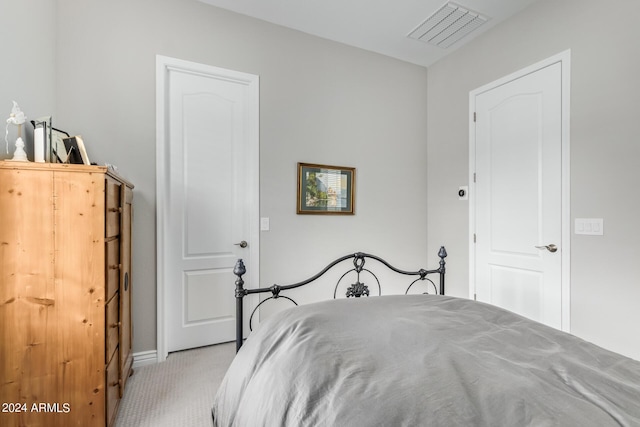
xmin=115 ymin=342 xmax=236 ymax=427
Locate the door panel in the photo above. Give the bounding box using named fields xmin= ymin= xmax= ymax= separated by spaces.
xmin=490 ymin=265 xmax=543 ymax=321
xmin=183 ymin=92 xmax=234 ymax=257
xmin=474 ymin=62 xmax=563 ymax=329
xmin=184 ymin=270 xmax=235 ymax=324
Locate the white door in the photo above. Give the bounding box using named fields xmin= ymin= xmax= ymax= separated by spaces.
xmin=471 ymin=53 xmax=570 ymax=330
xmin=157 ymin=57 xmax=259 ymax=358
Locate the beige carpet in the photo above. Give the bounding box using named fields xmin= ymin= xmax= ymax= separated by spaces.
xmin=115 ymin=342 xmax=236 ymax=427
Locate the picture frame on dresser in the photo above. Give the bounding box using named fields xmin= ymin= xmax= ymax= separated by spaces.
xmin=63 ymin=135 xmax=91 ymax=165
xmin=51 ymin=128 xmax=70 ymax=163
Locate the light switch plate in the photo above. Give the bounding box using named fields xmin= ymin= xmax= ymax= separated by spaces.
xmin=575 ymin=218 xmax=603 ymax=235
xmin=260 ymin=217 xmax=270 ymax=231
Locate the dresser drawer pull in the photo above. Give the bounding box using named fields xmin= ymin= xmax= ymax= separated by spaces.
xmin=109 ymin=380 xmax=121 ymax=388
xmin=110 ymin=322 xmax=122 ymax=329
xmin=108 ymin=207 xmax=123 ymax=213
xmin=109 ymin=264 xmax=121 ymax=270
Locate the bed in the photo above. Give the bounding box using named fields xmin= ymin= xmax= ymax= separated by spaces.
xmin=212 ymin=248 xmax=640 ymax=426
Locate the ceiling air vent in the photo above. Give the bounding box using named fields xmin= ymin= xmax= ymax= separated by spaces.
xmin=408 ymin=2 xmax=489 ymax=49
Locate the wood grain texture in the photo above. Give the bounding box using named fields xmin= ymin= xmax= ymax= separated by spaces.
xmin=0 ymin=162 xmax=133 ymax=427
xmin=53 ymin=170 xmax=106 ymax=426
xmin=119 ymin=185 xmax=134 ymax=397
xmin=0 ymin=167 xmax=56 ymax=427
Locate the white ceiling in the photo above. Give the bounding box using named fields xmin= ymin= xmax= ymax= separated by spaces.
xmin=197 ymin=0 xmax=540 ymax=67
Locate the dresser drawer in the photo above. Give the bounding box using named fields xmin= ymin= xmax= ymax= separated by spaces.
xmin=106 ymin=238 xmax=120 ymax=300
xmin=105 ymin=180 xmax=121 ymax=238
xmin=106 ymin=352 xmax=121 ymax=427
xmin=106 ymin=293 xmax=120 ymax=364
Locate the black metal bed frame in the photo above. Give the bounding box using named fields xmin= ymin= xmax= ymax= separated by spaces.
xmin=233 ymin=246 xmax=447 ymax=352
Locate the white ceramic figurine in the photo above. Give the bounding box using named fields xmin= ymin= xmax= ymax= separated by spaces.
xmin=5 ymin=100 xmax=29 ymax=161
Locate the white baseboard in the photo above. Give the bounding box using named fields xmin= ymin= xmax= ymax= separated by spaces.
xmin=132 ymin=350 xmax=158 ymax=368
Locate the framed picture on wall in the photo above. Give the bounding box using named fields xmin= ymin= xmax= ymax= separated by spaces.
xmin=297 ymin=162 xmax=355 ymax=215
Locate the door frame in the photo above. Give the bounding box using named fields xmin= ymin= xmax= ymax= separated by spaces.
xmin=468 ymin=50 xmax=571 ymax=331
xmin=155 ymin=55 xmax=260 ymax=361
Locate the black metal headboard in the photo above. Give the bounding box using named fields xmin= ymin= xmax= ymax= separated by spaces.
xmin=233 ymin=246 xmax=447 ymax=351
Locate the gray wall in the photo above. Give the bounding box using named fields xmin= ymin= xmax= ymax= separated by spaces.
xmin=3 ymin=0 xmax=430 ymax=354
xmin=427 ymin=0 xmax=640 ymax=360
xmin=0 ymin=0 xmax=55 ymax=161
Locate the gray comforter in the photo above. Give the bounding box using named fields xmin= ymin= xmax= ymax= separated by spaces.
xmin=212 ymin=295 xmax=640 ymax=426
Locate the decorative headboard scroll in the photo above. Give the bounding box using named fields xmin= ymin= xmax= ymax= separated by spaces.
xmin=233 ymin=247 xmax=447 ymax=351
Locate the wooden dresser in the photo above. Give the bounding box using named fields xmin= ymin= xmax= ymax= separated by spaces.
xmin=0 ymin=162 xmax=133 ymax=427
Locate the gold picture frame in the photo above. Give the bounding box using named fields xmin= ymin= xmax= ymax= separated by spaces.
xmin=297 ymin=162 xmax=355 ymax=215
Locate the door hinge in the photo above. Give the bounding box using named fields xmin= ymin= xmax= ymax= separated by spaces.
xmin=473 ymin=173 xmax=476 ymax=183
xmin=474 ymin=293 xmax=477 ymax=300
xmin=473 ymin=233 xmax=476 ymax=243
xmin=473 ymin=112 xmax=476 ymax=122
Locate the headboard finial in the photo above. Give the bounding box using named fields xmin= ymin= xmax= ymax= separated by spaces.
xmin=438 ymin=246 xmax=447 ymax=259
xmin=235 ymin=259 xmax=248 ymax=299
xmin=234 ymin=259 xmax=246 ymax=277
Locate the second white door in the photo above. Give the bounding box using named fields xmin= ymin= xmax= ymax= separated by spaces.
xmin=471 ymin=55 xmax=569 ymax=330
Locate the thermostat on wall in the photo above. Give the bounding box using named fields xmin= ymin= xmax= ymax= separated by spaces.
xmin=458 ymin=186 xmax=468 ymax=200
